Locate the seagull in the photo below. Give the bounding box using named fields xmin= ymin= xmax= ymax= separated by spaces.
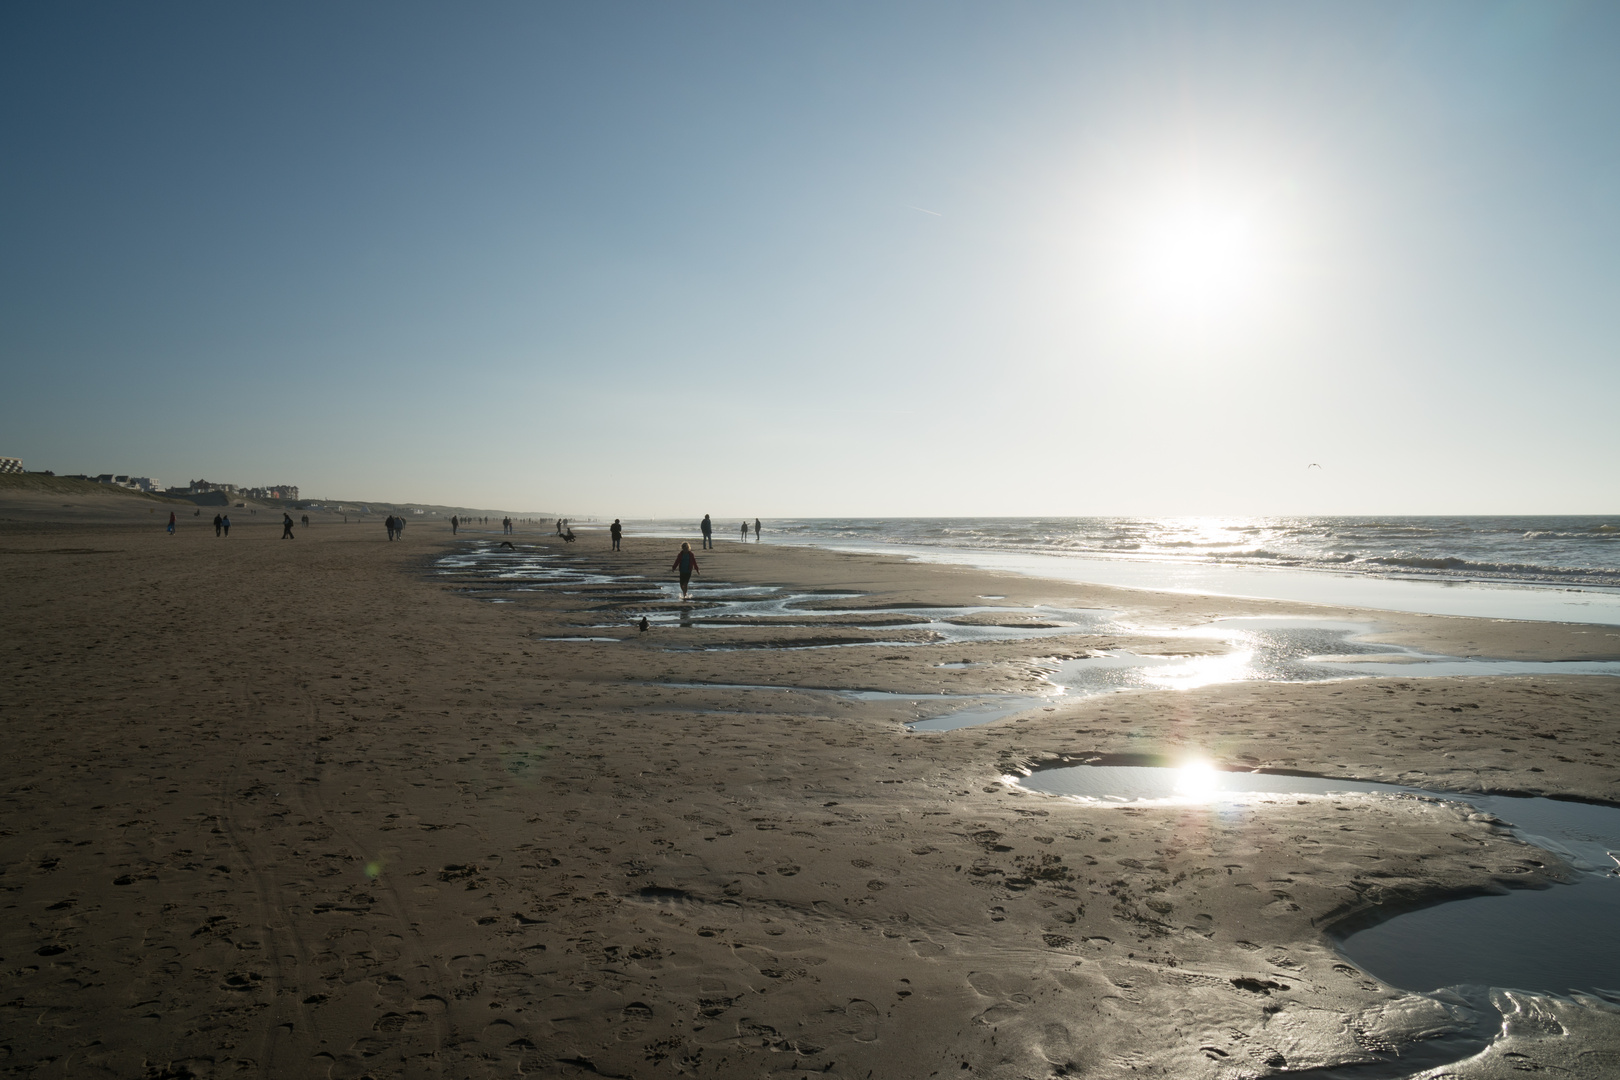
xmin=1307 ymin=463 xmax=1322 ymax=470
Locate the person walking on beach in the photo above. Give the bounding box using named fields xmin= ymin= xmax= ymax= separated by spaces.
xmin=754 ymin=518 xmax=761 ymax=541
xmin=167 ymin=511 xmax=176 ymax=535
xmin=301 ymin=514 xmax=309 ymax=529
xmin=222 ymin=514 xmax=230 ymax=536
xmin=671 ymin=542 xmax=700 ymax=597
xmin=213 ymin=513 xmax=223 ymax=537
xmin=740 ymin=520 xmax=748 ymax=541
xmin=385 ymin=515 xmax=396 ymax=541
xmin=610 ymin=519 xmax=622 ymax=551
xmin=700 ymin=514 xmax=713 ymax=550
xmin=281 ymin=512 xmax=295 ymax=539
xmin=451 ymin=515 xmax=458 ymax=535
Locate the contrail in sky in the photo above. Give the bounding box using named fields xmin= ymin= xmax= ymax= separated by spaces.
xmin=906 ymin=205 xmax=943 ymax=216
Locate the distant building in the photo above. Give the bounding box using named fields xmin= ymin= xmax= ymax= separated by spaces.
xmin=0 ymin=457 xmax=22 ymax=474
xmin=244 ymin=484 xmax=299 ymax=501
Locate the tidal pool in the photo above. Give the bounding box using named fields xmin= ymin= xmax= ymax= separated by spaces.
xmin=1015 ymin=763 xmax=1620 ymax=998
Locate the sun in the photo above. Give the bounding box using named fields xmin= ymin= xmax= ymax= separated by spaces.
xmin=1125 ymin=202 xmax=1268 ymax=324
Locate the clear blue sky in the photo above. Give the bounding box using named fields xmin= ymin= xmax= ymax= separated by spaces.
xmin=3 ymin=2 xmax=1617 ymax=516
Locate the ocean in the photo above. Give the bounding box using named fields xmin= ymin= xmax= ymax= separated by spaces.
xmin=758 ymin=516 xmax=1620 ymax=590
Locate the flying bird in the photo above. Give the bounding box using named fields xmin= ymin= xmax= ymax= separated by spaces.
xmin=1307 ymin=463 xmax=1322 ymax=470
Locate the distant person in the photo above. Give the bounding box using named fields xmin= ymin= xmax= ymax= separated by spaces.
xmin=213 ymin=513 xmax=223 ymax=537
xmin=451 ymin=515 xmax=459 ymax=535
xmin=386 ymin=515 xmax=396 ymax=541
xmin=610 ymin=519 xmax=622 ymax=551
xmin=167 ymin=511 xmax=176 ymax=535
xmin=700 ymin=514 xmax=713 ymax=550
xmin=281 ymin=513 xmax=295 ymax=539
xmin=556 ymin=519 xmax=563 ymax=536
xmin=503 ymin=516 xmax=512 ymax=534
xmin=222 ymin=514 xmax=231 ymax=536
xmin=396 ymin=515 xmax=405 ymax=537
xmin=755 ymin=518 xmax=761 ymax=541
xmin=671 ymin=542 xmax=700 ymax=597
xmin=301 ymin=514 xmax=309 ymax=528
xmin=741 ymin=520 xmax=748 ymax=541
xmin=638 ymin=616 xmax=649 ymax=632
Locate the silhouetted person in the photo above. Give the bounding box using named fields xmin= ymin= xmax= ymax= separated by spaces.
xmin=638 ymin=616 xmax=650 ymax=632
xmin=451 ymin=515 xmax=458 ymax=535
xmin=301 ymin=514 xmax=309 ymax=528
xmin=671 ymin=543 xmax=700 ymax=597
xmin=700 ymin=514 xmax=713 ymax=550
xmin=755 ymin=518 xmax=761 ymax=541
xmin=610 ymin=519 xmax=622 ymax=551
xmin=167 ymin=511 xmax=176 ymax=535
xmin=282 ymin=513 xmax=295 ymax=539
xmin=213 ymin=513 xmax=223 ymax=537
xmin=740 ymin=521 xmax=748 ymax=541
xmin=386 ymin=515 xmax=396 ymax=541
xmin=222 ymin=514 xmax=231 ymax=536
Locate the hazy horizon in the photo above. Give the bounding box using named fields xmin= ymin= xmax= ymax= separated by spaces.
xmin=4 ymin=3 xmax=1618 ymax=518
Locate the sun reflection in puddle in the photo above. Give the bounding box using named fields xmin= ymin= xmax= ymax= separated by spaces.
xmin=1172 ymin=759 xmax=1220 ymax=799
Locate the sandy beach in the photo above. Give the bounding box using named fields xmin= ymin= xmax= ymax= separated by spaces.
xmin=4 ymin=504 xmax=1620 ymax=1079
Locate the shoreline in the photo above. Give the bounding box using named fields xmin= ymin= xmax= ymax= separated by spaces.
xmin=611 ymin=525 xmax=1620 ymax=626
xmin=4 ymin=517 xmax=1619 ymax=1077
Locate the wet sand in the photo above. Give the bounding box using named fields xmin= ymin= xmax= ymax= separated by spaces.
xmin=3 ymin=513 xmax=1620 ymax=1078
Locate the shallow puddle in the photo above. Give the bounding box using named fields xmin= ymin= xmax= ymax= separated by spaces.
xmin=1037 ymin=617 xmax=1620 ymax=697
xmin=1014 ymin=763 xmax=1620 ymax=997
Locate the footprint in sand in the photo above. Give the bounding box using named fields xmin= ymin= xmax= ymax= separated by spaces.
xmin=1039 ymin=1022 xmax=1077 ymax=1066
xmin=617 ymin=1001 xmax=654 ymax=1042
xmin=837 ymin=999 xmax=880 ymax=1042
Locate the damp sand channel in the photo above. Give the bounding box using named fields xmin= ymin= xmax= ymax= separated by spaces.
xmin=436 ymin=546 xmax=1620 ymax=732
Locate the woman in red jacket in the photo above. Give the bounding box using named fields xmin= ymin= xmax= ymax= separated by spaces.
xmin=671 ymin=543 xmax=699 ymax=598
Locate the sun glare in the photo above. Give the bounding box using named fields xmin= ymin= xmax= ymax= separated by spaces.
xmin=1132 ymin=207 xmax=1264 ymax=320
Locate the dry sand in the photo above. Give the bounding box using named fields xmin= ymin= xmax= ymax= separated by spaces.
xmin=3 ymin=504 xmax=1619 ymax=1079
